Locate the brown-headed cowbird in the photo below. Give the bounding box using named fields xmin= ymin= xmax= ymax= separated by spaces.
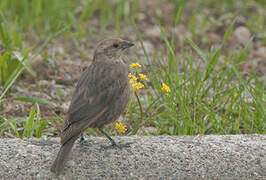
xmin=51 ymin=38 xmax=134 ymax=173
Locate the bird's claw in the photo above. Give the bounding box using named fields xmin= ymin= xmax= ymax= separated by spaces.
xmin=79 ymin=136 xmax=92 ymax=144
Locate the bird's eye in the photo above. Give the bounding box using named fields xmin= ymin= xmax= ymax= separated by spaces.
xmin=113 ymin=43 xmax=119 ymax=48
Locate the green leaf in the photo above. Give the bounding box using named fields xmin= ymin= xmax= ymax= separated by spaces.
xmin=12 ymin=97 xmax=54 ymax=105
xmin=35 ymin=103 xmax=44 ymax=138
xmin=23 ymin=107 xmax=35 ymax=138
xmin=13 ymin=51 xmax=36 ymax=77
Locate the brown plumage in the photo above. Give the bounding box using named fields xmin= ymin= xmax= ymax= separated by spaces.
xmin=51 ymin=38 xmax=134 ymax=173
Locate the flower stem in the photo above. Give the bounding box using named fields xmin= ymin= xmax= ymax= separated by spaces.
xmin=134 ymin=91 xmax=143 ymax=118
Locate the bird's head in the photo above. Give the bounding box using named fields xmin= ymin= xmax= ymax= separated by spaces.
xmin=93 ymin=38 xmax=134 ymax=61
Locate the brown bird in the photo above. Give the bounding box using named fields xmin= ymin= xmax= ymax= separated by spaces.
xmin=51 ymin=38 xmax=134 ymax=173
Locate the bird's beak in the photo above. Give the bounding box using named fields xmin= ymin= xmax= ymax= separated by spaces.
xmin=122 ymin=40 xmax=134 ymax=50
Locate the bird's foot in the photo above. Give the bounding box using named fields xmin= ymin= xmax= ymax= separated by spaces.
xmin=79 ymin=135 xmax=92 ymax=144
xmin=98 ymin=128 xmax=132 ymax=149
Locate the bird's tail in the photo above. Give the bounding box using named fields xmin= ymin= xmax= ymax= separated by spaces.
xmin=50 ymin=135 xmax=79 ymax=173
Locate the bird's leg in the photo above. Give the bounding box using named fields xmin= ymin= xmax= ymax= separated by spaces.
xmin=99 ymin=128 xmax=117 ymax=146
xmin=99 ymin=128 xmax=132 ymax=149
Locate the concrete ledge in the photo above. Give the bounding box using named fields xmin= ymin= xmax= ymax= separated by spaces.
xmin=0 ymin=135 xmax=265 ymax=179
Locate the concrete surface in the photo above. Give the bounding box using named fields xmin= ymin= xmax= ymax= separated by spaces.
xmin=0 ymin=135 xmax=265 ymax=179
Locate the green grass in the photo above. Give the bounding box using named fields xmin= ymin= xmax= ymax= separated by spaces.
xmin=0 ymin=104 xmax=63 ymax=138
xmin=130 ymin=24 xmax=265 ymax=135
xmin=0 ymin=0 xmax=265 ymax=137
xmin=127 ymin=15 xmax=265 ymax=135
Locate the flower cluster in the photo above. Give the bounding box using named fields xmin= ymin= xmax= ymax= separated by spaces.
xmin=128 ymin=73 xmax=137 ymax=84
xmin=139 ymin=73 xmax=147 ymax=80
xmin=128 ymin=62 xmax=147 ymax=91
xmin=115 ymin=122 xmax=127 ymax=134
xmin=130 ymin=62 xmax=142 ymax=69
xmin=161 ymin=83 xmax=171 ymax=94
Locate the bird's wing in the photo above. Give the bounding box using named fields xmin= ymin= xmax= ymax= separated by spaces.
xmin=63 ymin=61 xmax=128 ymax=130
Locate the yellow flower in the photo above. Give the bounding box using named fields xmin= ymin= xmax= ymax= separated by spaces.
xmin=139 ymin=73 xmax=147 ymax=80
xmin=133 ymin=82 xmax=144 ymax=90
xmin=161 ymin=83 xmax=171 ymax=93
xmin=129 ymin=73 xmax=138 ymax=86
xmin=131 ymin=75 xmax=138 ymax=81
xmin=130 ymin=62 xmax=142 ymax=69
xmin=115 ymin=122 xmax=127 ymax=134
xmin=129 ymin=79 xmax=135 ymax=85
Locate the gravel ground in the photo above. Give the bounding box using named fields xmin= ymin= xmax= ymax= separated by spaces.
xmin=0 ymin=135 xmax=265 ymax=179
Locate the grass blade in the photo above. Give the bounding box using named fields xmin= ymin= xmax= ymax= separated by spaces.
xmin=185 ymin=37 xmax=207 ymax=63
xmin=23 ymin=107 xmax=35 ymax=138
xmin=204 ymin=45 xmax=222 ymax=81
xmin=223 ymin=19 xmax=235 ymax=43
xmin=12 ymin=97 xmax=55 ymax=105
